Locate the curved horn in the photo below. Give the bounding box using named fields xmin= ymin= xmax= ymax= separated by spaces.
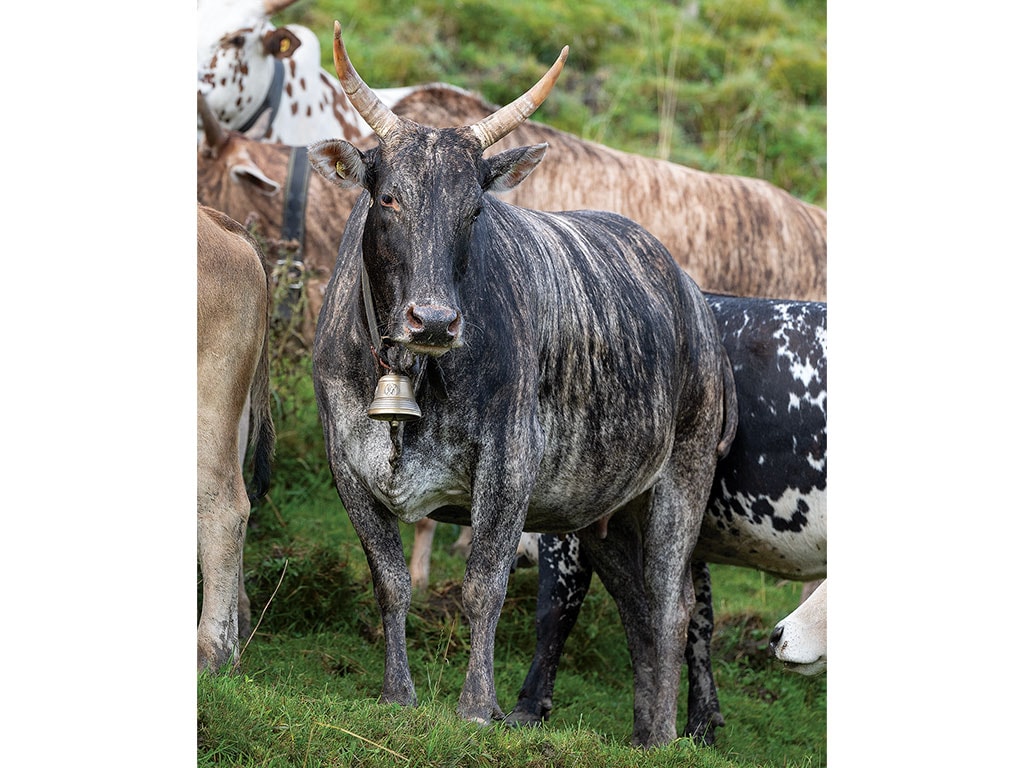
xmin=197 ymin=91 xmax=227 ymax=152
xmin=470 ymin=46 xmax=569 ymax=149
xmin=332 ymin=21 xmax=403 ymax=142
xmin=263 ymin=0 xmax=301 ymax=15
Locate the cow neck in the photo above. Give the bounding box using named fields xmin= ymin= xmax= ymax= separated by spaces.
xmin=237 ymin=58 xmax=285 ymax=135
xmin=360 ymin=263 xmax=387 ymax=371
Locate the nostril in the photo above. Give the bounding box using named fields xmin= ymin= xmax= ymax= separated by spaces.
xmin=405 ymin=304 xmax=424 ymax=331
xmin=768 ymin=625 xmax=784 ymax=653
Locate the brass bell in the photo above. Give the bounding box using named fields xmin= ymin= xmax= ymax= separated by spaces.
xmin=368 ymin=372 xmax=422 ymax=421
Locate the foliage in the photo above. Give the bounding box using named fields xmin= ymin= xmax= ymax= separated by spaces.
xmin=275 ymin=0 xmax=826 ymax=206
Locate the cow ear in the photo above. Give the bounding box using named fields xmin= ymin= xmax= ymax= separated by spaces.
xmin=483 ymin=143 xmax=548 ymax=193
xmin=308 ymin=139 xmax=368 ymax=190
xmin=264 ymin=27 xmax=302 ymax=59
xmin=230 ymin=162 xmax=281 ymax=195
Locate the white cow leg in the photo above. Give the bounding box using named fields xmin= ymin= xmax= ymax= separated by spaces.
xmin=449 ymin=525 xmax=473 ymax=558
xmin=410 ymin=518 xmax=438 ymax=591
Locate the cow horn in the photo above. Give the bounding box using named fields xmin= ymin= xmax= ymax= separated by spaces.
xmin=470 ymin=46 xmax=569 ymax=149
xmin=332 ymin=21 xmax=403 ymax=142
xmin=197 ymin=91 xmax=227 ymax=152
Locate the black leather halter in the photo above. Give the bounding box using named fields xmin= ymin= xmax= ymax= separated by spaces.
xmin=237 ymin=58 xmax=285 ymax=136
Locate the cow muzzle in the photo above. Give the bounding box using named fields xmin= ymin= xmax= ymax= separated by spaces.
xmin=399 ymin=302 xmax=464 ymax=356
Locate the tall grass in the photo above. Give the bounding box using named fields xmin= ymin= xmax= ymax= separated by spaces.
xmin=276 ymin=0 xmax=826 ymax=207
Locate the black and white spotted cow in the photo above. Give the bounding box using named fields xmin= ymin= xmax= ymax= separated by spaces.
xmin=506 ymin=293 xmax=826 ymax=745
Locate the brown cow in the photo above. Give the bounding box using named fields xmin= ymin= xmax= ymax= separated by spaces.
xmin=197 ymin=202 xmax=275 ymax=672
xmin=197 ymin=92 xmax=359 ymax=341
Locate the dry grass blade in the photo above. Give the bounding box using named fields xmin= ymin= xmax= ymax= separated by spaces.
xmin=313 ymin=720 xmax=410 ymax=762
xmin=234 ymin=558 xmax=288 ymax=671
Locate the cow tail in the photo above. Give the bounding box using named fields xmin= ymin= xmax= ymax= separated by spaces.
xmin=716 ymin=346 xmax=738 ymax=459
xmin=247 ymin=264 xmax=277 ymax=502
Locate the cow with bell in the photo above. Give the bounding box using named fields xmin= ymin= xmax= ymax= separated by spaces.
xmin=309 ymin=22 xmax=736 ymax=748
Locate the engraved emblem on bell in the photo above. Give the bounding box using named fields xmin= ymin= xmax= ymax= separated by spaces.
xmin=367 ymin=372 xmax=422 ymax=421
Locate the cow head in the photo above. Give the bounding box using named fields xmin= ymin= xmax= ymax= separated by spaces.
xmin=197 ymin=1 xmax=307 ymax=135
xmin=309 ymin=22 xmax=567 ymax=361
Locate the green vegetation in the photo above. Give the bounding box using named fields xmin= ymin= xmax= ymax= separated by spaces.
xmin=275 ymin=0 xmax=826 ymax=207
xmin=199 ymin=2 xmax=827 ymax=765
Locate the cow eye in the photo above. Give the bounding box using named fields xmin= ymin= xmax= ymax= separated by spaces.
xmin=228 ymin=35 xmax=245 ymax=47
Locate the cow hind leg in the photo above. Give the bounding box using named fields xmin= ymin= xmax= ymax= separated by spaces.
xmin=685 ymin=560 xmax=725 ymax=745
xmin=506 ymin=532 xmax=593 ymax=726
xmin=237 ymin=548 xmax=252 ymax=642
xmin=410 ymin=518 xmax=438 ymax=592
xmin=575 ymin=503 xmax=658 ymax=747
xmin=197 ymin=465 xmax=249 ymax=672
xmin=449 ymin=525 xmax=474 ymax=558
xmin=635 ymin=459 xmax=715 ymax=748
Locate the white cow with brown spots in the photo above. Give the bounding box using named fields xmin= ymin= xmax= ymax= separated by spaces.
xmin=198 ymin=0 xmax=415 ymax=144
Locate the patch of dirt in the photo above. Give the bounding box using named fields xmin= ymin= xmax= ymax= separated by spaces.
xmin=413 ymin=580 xmax=466 ymax=624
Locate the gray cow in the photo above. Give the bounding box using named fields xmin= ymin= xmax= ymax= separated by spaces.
xmin=310 ymin=23 xmax=736 ymax=748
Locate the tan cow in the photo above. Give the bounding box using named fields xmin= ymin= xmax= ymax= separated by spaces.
xmin=197 ymin=92 xmax=359 ymax=342
xmin=197 ymin=202 xmax=275 ymax=672
xmin=393 ymin=84 xmax=826 ymax=302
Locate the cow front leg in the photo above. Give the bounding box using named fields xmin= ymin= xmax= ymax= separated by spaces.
xmin=345 ymin=495 xmax=417 ymax=707
xmin=457 ymin=504 xmax=529 ymax=724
